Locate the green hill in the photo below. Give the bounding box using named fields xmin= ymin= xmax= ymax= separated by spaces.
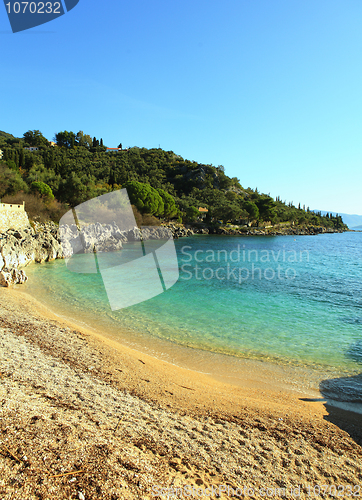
xmin=0 ymin=129 xmax=347 ymax=230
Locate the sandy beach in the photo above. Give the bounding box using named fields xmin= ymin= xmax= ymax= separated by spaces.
xmin=0 ymin=287 xmax=361 ymax=499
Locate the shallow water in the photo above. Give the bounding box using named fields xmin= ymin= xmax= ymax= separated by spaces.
xmin=22 ymin=232 xmax=362 ymax=402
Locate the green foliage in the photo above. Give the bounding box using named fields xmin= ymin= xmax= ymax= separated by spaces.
xmin=23 ymin=130 xmax=49 ymax=147
xmin=76 ymin=131 xmax=92 ymax=149
xmin=55 ymin=130 xmax=76 ymax=148
xmin=31 ymin=181 xmax=54 ymax=201
xmin=242 ymin=200 xmax=259 ymax=221
xmin=254 ymin=195 xmax=276 ymax=222
xmin=157 ymin=188 xmax=177 ymax=218
xmin=212 ymin=203 xmax=241 ymax=223
xmin=0 ymin=128 xmax=349 ymax=229
xmin=0 ymin=164 xmax=27 ymax=198
xmin=125 ymin=181 xmax=164 ymax=216
xmin=185 ymin=206 xmax=200 ymax=222
xmin=3 ymin=192 xmax=67 ymax=223
xmin=55 ymin=130 xmax=92 ymax=149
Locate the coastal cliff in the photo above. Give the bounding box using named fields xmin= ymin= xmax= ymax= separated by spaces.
xmin=0 ymin=221 xmax=345 ymax=286
xmin=0 ymin=223 xmax=188 ymax=285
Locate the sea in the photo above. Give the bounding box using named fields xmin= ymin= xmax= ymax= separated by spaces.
xmin=22 ymin=231 xmax=362 ymax=410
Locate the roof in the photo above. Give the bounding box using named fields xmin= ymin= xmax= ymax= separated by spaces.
xmin=198 ymin=207 xmax=208 ymax=212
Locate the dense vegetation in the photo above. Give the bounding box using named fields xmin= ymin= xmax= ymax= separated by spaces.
xmin=0 ymin=129 xmax=347 ymax=229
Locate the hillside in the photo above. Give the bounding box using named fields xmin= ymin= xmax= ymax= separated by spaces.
xmin=314 ymin=210 xmax=362 ymax=229
xmin=0 ymin=129 xmax=347 ymax=230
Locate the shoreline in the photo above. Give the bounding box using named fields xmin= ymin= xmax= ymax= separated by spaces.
xmin=2 ymin=287 xmax=331 ymax=415
xmin=15 ymin=280 xmax=360 ymax=408
xmin=20 ymin=258 xmax=362 ymax=414
xmin=0 ymin=287 xmax=362 ymax=498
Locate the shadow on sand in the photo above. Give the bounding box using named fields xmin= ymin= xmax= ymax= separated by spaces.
xmin=300 ymin=340 xmax=362 ymax=445
xmin=317 ymin=340 xmax=362 ymax=445
xmin=318 ymin=372 xmax=362 ymax=446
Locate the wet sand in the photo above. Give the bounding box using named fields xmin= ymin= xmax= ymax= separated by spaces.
xmin=0 ymin=287 xmax=361 ymax=499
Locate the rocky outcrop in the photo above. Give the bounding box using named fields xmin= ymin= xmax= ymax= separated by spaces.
xmin=201 ymin=225 xmax=345 ymax=236
xmin=162 ymin=223 xmax=194 ymax=239
xmin=0 ymin=219 xmax=345 ymax=287
xmin=0 ymin=225 xmax=63 ymax=271
xmin=60 ymin=223 xmax=125 ymax=258
xmin=59 ymin=223 xmax=174 ymax=257
xmin=0 ymin=223 xmax=178 ymax=285
xmin=0 ymin=268 xmax=28 ymax=287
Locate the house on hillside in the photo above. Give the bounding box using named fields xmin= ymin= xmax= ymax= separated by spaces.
xmin=106 ymin=148 xmax=122 ymax=153
xmin=24 ymin=147 xmax=38 ymax=152
xmin=198 ymin=207 xmax=208 ymax=219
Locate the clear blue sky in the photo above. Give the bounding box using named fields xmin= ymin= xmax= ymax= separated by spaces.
xmin=2 ymin=0 xmax=362 ymax=214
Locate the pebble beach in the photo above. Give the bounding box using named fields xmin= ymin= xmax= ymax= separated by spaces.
xmin=0 ymin=287 xmax=361 ymax=499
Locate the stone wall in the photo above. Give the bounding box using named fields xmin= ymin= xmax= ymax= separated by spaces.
xmin=0 ymin=202 xmax=25 ymax=212
xmin=0 ymin=209 xmax=30 ymax=232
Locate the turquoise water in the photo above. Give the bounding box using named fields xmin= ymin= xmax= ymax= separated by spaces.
xmin=23 ymin=233 xmax=362 ymax=378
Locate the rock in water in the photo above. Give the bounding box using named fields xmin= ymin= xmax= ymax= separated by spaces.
xmin=0 ymin=268 xmax=28 ymax=287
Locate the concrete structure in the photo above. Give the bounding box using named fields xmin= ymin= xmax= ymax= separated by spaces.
xmin=198 ymin=207 xmax=208 ymax=219
xmin=0 ymin=202 xmax=25 ymax=212
xmin=0 ymin=202 xmax=30 ymax=232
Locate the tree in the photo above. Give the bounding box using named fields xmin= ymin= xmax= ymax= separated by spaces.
xmin=157 ymin=188 xmax=177 ymax=218
xmin=242 ymin=200 xmax=259 ymax=222
xmin=31 ymin=181 xmax=54 ymax=202
xmin=55 ymin=131 xmax=77 ymax=148
xmin=76 ymin=131 xmax=92 ymax=148
xmin=118 ymin=143 xmax=122 ymax=149
xmin=213 ymin=203 xmax=241 ymax=223
xmin=100 ymin=138 xmax=103 ymax=147
xmin=125 ymin=181 xmax=164 ymax=216
xmin=23 ymin=130 xmax=48 ymax=147
xmin=19 ymin=149 xmax=25 ymax=168
xmin=0 ymin=164 xmax=27 ymax=197
xmin=185 ymin=206 xmax=199 ymax=222
xmin=255 ymin=196 xmax=276 ymax=222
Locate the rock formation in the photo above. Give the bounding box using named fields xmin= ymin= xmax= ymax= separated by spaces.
xmin=0 ymin=222 xmax=182 ymax=286
xmin=0 ymin=219 xmax=343 ymax=286
xmin=0 ymin=268 xmax=28 ymax=287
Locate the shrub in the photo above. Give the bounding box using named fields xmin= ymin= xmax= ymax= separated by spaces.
xmin=3 ymin=192 xmax=68 ymax=223
xmin=31 ymin=181 xmax=54 ymax=201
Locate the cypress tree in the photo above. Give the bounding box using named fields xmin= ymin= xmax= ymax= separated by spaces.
xmin=19 ymin=149 xmax=25 ymax=167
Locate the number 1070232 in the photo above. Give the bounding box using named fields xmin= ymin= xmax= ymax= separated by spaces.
xmin=5 ymin=2 xmax=61 ymax=14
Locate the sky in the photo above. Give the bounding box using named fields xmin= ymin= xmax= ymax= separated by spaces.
xmin=1 ymin=0 xmax=362 ymax=215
